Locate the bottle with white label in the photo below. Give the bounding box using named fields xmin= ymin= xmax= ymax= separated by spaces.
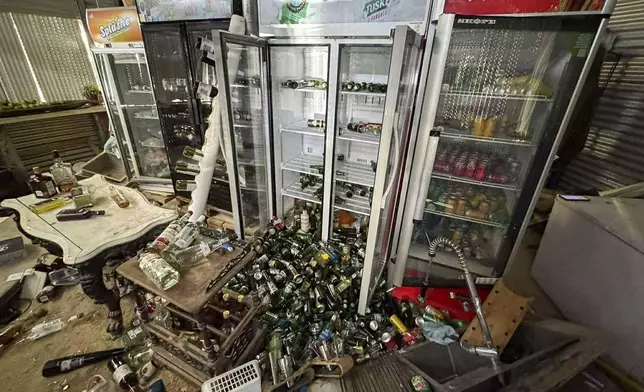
xmin=175 ymin=160 xmax=201 ymax=175
xmin=182 ymin=146 xmax=203 ymax=162
xmin=176 ymin=180 xmax=197 ymax=192
xmin=172 ymin=215 xmax=206 ymax=249
xmin=138 ymin=252 xmax=179 ymax=291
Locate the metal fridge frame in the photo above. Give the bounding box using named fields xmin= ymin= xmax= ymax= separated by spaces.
xmin=391 ymin=9 xmax=613 ymax=286
xmin=92 ymin=46 xmax=173 ymax=189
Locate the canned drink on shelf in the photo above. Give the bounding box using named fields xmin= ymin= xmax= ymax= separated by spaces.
xmin=464 ymin=153 xmax=478 ymax=178
xmin=488 ymin=174 xmax=511 ymax=184
xmin=473 ymin=158 xmax=489 ymax=182
xmin=465 ymin=209 xmax=488 ymax=220
xmin=455 ymin=198 xmax=467 ymax=215
xmin=483 ymin=117 xmax=496 ymax=137
xmin=472 ymin=117 xmax=486 ymax=137
xmin=446 ymin=195 xmax=458 ymax=213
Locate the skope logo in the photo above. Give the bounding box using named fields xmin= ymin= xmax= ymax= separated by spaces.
xmin=457 ymin=18 xmax=497 ymax=25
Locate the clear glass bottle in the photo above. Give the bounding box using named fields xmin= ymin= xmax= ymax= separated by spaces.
xmin=109 ymin=186 xmax=130 ymax=208
xmin=138 ymin=252 xmax=180 ymax=290
xmin=150 ymin=212 xmax=192 ymax=252
xmin=172 ymin=215 xmax=206 ymax=249
xmin=49 ymin=150 xmax=78 ymax=192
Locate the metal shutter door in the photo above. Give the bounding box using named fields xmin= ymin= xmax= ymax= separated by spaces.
xmin=560 ymin=0 xmax=644 ymax=191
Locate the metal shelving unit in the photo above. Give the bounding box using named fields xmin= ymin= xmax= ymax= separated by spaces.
xmin=424 ymin=207 xmax=508 ymax=229
xmin=335 ymin=161 xmax=376 ymax=187
xmin=440 ymin=127 xmax=537 ymax=147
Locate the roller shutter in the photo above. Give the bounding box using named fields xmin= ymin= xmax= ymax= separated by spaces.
xmin=560 ymin=0 xmax=644 ymax=191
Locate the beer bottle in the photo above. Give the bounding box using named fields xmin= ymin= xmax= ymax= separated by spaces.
xmin=378 ymin=84 xmax=387 ymax=93
xmin=351 ymin=82 xmax=362 ymax=92
xmin=345 ymin=81 xmax=355 ymax=91
xmin=367 ymin=83 xmax=377 ymax=92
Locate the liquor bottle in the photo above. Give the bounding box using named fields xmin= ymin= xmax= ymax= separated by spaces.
xmin=345 ymin=81 xmax=355 ymax=91
xmin=150 ymin=212 xmax=192 ymax=252
xmin=351 ymin=82 xmax=362 ymax=92
xmin=175 ymin=160 xmax=201 ymax=175
xmin=221 ymin=310 xmax=236 ymax=336
xmin=107 ymin=356 xmax=141 ymax=391
xmin=176 ymin=180 xmax=197 ymax=192
xmin=307 ymin=119 xmax=325 ymax=128
xmin=367 ymin=83 xmax=378 ymax=92
xmin=138 ymin=252 xmax=179 ymax=290
xmin=165 ymin=241 xmax=210 ymax=269
xmin=29 ymin=167 xmax=57 ymax=199
xmin=378 ymin=84 xmax=387 ymax=93
xmin=172 ymin=215 xmax=206 ymax=249
xmin=108 ymin=186 xmax=130 ymax=208
xmin=182 ymin=146 xmax=203 ymax=162
xmin=49 ymin=150 xmax=78 ymax=192
xmin=299 ymin=209 xmax=310 ymax=233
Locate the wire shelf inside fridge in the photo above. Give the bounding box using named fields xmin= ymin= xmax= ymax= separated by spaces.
xmin=440 ymin=91 xmax=551 ymax=102
xmin=280 ymin=121 xmax=325 ymax=137
xmin=424 ymin=207 xmax=508 ymax=229
xmin=341 ymin=90 xmax=386 ymax=98
xmin=281 ymin=86 xmax=327 ymax=93
xmin=281 ymin=154 xmax=324 ymax=176
xmin=408 ymin=242 xmax=494 ymax=277
xmin=431 ymin=172 xmax=520 ymax=192
xmin=334 ymin=191 xmax=371 ymax=216
xmin=282 ymin=181 xmax=321 ymax=204
xmin=337 ymin=130 xmax=380 ymax=145
xmin=439 ymin=127 xmax=536 ymax=147
xmin=335 ymin=160 xmax=375 ymax=187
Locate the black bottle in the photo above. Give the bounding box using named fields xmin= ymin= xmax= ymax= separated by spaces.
xmin=107 ymin=356 xmax=141 ymax=391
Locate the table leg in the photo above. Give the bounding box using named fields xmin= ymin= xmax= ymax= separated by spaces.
xmin=134 ymin=289 xmax=149 ymax=322
xmin=78 ymin=251 xmax=124 ymax=337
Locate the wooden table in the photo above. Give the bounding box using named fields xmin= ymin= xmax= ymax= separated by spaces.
xmin=117 ymin=247 xmax=262 ymax=384
xmin=0 ymin=175 xmax=177 ymax=335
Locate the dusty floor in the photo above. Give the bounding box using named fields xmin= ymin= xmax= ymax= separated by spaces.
xmin=0 ymin=285 xmax=194 ymax=392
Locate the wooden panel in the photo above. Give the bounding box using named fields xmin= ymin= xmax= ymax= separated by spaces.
xmin=461 ymin=279 xmax=533 ymax=353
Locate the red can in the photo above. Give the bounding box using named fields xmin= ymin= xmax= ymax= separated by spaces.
xmin=474 ymin=158 xmax=488 ymax=181
xmin=464 ymin=153 xmax=479 ymax=178
xmin=487 ymin=173 xmax=510 ymax=184
xmin=447 ymin=149 xmax=459 ymax=167
xmin=381 ymin=332 xmax=399 ymax=351
xmin=436 ymin=147 xmax=449 ymax=164
xmin=433 ymin=161 xmax=451 ymax=173
xmin=452 ymin=157 xmax=467 ymax=177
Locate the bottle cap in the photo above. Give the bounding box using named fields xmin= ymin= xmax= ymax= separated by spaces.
xmin=52 ymin=150 xmax=60 ymax=159
xmin=223 ymin=310 xmax=231 ymax=319
xmin=222 ymin=293 xmax=230 ymax=301
xmin=237 ymin=294 xmax=245 ymax=303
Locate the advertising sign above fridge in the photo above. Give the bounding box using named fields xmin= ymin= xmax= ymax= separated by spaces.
xmin=86 ymin=7 xmax=142 ymax=45
xmin=135 ymin=0 xmax=233 ymax=23
xmin=259 ymin=0 xmax=430 ymax=36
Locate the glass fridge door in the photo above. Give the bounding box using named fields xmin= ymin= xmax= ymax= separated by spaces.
xmin=270 ymin=44 xmax=330 ymax=236
xmin=213 ymin=31 xmax=274 ymax=238
xmin=103 ymin=51 xmax=171 ymax=182
xmin=95 ymin=53 xmax=135 ymax=179
xmin=350 ymin=27 xmax=423 ymax=314
xmin=402 ymin=14 xmax=603 ymax=283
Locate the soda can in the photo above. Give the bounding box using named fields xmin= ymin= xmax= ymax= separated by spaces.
xmin=389 ymin=314 xmax=409 ymax=334
xmin=451 ymin=158 xmax=466 ymax=177
xmin=464 ymin=154 xmax=478 ymax=178
xmin=381 ymin=332 xmax=398 ymax=351
xmin=487 ymin=173 xmax=510 ymax=184
xmin=472 ymin=117 xmax=485 ymax=137
xmin=474 ymin=158 xmax=488 ymax=182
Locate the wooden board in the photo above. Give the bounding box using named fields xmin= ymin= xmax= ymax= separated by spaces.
xmin=461 ymin=279 xmax=533 ymax=353
xmin=117 ymin=247 xmax=255 ymax=314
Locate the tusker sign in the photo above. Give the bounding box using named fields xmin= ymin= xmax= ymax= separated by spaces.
xmin=86 ymin=7 xmax=142 ymax=45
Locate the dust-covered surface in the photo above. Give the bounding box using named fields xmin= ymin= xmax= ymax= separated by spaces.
xmin=0 ymin=285 xmax=196 ymax=392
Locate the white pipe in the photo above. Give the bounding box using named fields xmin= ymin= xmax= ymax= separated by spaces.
xmin=413 ymin=131 xmax=440 ymax=220
xmin=188 ymin=15 xmax=246 ymax=222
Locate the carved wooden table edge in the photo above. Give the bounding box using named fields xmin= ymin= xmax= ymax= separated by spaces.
xmin=1 ymin=176 xmax=178 ymax=337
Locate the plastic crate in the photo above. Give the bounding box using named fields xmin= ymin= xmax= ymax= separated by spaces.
xmin=201 ymin=360 xmax=261 ymax=392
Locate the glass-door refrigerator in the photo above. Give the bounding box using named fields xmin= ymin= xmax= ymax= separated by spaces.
xmin=140 ymin=20 xmax=233 ymax=212
xmin=93 ymin=47 xmax=172 ymax=191
xmin=391 ymin=12 xmax=611 ymax=287
xmin=210 ymin=26 xmax=426 ymax=314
